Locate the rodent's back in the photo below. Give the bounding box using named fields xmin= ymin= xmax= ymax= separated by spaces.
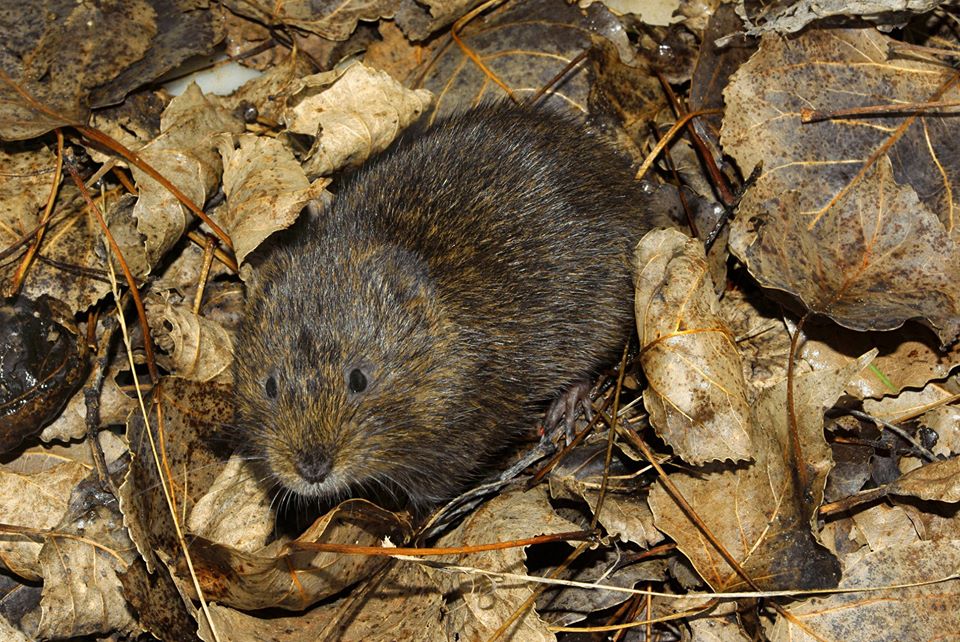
xmin=234 ymin=104 xmax=652 ymax=507
xmin=338 ymin=105 xmax=648 ymax=391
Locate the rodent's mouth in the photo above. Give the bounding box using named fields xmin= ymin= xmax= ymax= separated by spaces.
xmin=268 ymin=456 xmax=353 ymax=500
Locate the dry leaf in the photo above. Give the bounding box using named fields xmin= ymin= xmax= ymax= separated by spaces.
xmin=0 ymin=143 xmax=54 ymax=237
xmin=187 ymin=456 xmax=273 ymax=553
xmin=119 ymin=377 xmax=233 ymax=573
xmin=0 ymin=456 xmax=90 ymax=580
xmin=737 ymin=0 xmax=943 ymax=35
xmin=178 ymin=500 xmax=411 ymax=611
xmin=648 ymin=355 xmax=874 ymax=591
xmin=548 ymin=437 xmax=664 ymax=548
xmin=39 ymin=366 xmax=137 ymax=443
xmin=861 ymin=381 xmax=958 ymax=423
xmin=127 ymin=84 xmax=244 ymax=267
xmin=850 ymin=504 xmax=921 ymax=559
xmin=215 ymin=133 xmax=331 ymax=264
xmin=146 ymin=299 xmax=234 ymax=382
xmin=635 ymin=228 xmax=754 ymax=464
xmin=35 ymin=483 xmax=139 ymax=639
xmin=197 ymin=561 xmax=444 ymax=642
xmin=419 ymin=0 xmax=636 ymax=116
xmin=220 ymin=0 xmax=401 ymax=41
xmin=537 ymin=547 xmax=668 ymax=627
xmin=0 ymin=0 xmax=154 ymax=139
xmin=724 ymin=28 xmax=960 ymax=345
xmin=800 ymin=323 xmax=960 ymax=399
xmin=118 ymin=558 xmax=200 ymax=642
xmin=283 ymin=62 xmax=432 ymax=177
xmin=430 ymin=486 xmax=579 ymax=642
xmin=888 ymin=457 xmax=960 ymax=503
xmin=769 ymin=539 xmax=960 ymax=641
xmin=394 ymin=0 xmax=476 ymax=40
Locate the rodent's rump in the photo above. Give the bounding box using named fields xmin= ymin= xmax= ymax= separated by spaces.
xmin=233 ymin=103 xmax=654 ymax=508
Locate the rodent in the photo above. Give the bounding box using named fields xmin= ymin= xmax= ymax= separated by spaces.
xmin=233 ymin=103 xmax=656 ymax=509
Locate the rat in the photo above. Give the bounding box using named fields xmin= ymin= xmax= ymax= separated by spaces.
xmin=233 ymin=103 xmax=658 ymax=509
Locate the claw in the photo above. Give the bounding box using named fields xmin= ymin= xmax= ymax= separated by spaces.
xmin=544 ymin=380 xmax=593 ymax=443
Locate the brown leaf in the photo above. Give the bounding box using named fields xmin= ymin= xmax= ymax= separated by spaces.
xmin=1 ymin=186 xmax=113 ymax=312
xmin=119 ymin=377 xmax=233 ymax=573
xmin=0 ymin=454 xmax=90 ymax=580
xmin=146 ymin=298 xmax=234 ymax=383
xmin=429 ymin=486 xmax=578 ymax=641
xmin=40 ymin=367 xmax=136 ymax=444
xmin=178 ymin=500 xmax=411 ymax=611
xmin=724 ymin=28 xmax=960 ymax=345
xmin=87 ymin=1 xmax=223 ymax=108
xmin=648 ymin=355 xmax=872 ymax=590
xmin=635 ymin=228 xmax=754 ymax=464
xmin=35 ymin=481 xmax=139 ymax=639
xmin=119 ymin=558 xmax=200 ymax=642
xmin=549 ymin=437 xmax=664 ymax=548
xmin=221 ymin=0 xmax=400 ymax=42
xmin=0 ymin=143 xmax=54 ymax=233
xmin=282 ymin=62 xmax=432 ymax=178
xmin=215 ymin=133 xmax=331 ymax=264
xmin=801 ymin=322 xmax=960 ymax=400
xmin=394 ymin=0 xmax=475 ymax=40
xmin=739 ymin=0 xmax=943 ymax=36
xmin=187 ymin=457 xmax=273 ymax=553
xmin=769 ymin=540 xmax=960 ymax=641
xmin=0 ymin=0 xmax=154 ymax=139
xmin=197 ymin=562 xmax=444 ymax=641
xmin=418 ymin=0 xmax=637 ymax=117
xmin=127 ymin=84 xmax=244 ymax=267
xmin=888 ymin=457 xmax=960 ymax=503
xmin=537 ymin=547 xmax=668 ymax=627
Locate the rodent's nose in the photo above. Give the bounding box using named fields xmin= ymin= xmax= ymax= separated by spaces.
xmin=295 ymin=449 xmax=333 ymax=484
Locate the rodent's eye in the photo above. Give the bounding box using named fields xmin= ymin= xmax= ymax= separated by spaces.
xmin=264 ymin=375 xmax=279 ymax=399
xmin=347 ymin=368 xmax=368 ymax=394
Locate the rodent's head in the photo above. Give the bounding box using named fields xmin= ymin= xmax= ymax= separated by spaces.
xmin=234 ymin=240 xmax=472 ymax=509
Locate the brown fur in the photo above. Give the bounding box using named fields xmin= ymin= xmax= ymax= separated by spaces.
xmin=233 ymin=103 xmax=654 ymax=509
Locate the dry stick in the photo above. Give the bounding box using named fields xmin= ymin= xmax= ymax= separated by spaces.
xmin=0 ymin=66 xmax=235 ymax=255
xmin=63 ymin=159 xmax=160 ymax=384
xmin=525 ymin=49 xmax=589 ymax=107
xmin=292 ymin=530 xmax=595 ymax=556
xmin=84 ymin=315 xmax=121 ymax=495
xmin=451 ymin=0 xmax=518 ymax=103
xmin=108 ymin=295 xmax=221 ymax=642
xmin=656 ymin=73 xmax=737 ymax=207
xmin=591 ymin=343 xmax=630 ymax=530
xmin=847 ymin=409 xmax=939 ymax=463
xmin=635 ymin=109 xmax=723 ymax=182
xmin=10 ymin=129 xmax=64 ymax=292
xmin=801 ymin=99 xmax=960 ymax=123
xmin=650 ymin=120 xmax=701 ymax=240
xmin=615 ymin=427 xmax=761 ymax=591
xmin=192 ymin=235 xmax=217 ymax=315
xmin=490 ymin=541 xmax=592 ymax=642
xmin=785 ymin=314 xmax=811 ymax=500
xmin=818 ymin=486 xmax=888 ymax=519
xmin=805 ymin=70 xmax=960 ymax=231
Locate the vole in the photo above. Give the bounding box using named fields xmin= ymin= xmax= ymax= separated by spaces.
xmin=233 ymin=103 xmax=656 ymax=509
